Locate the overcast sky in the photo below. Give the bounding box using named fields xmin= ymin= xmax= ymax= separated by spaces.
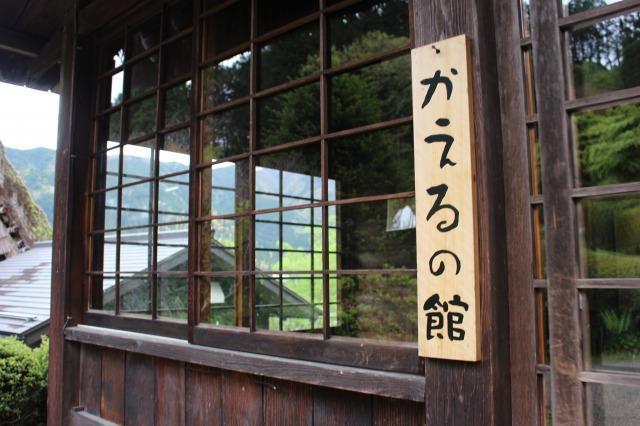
xmin=0 ymin=82 xmax=59 ymax=150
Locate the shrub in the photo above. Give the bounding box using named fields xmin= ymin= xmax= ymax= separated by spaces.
xmin=0 ymin=336 xmax=48 ymax=425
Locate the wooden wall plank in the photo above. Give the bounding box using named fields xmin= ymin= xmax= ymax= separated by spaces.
xmin=372 ymin=396 xmax=425 ymax=426
xmin=186 ymin=366 xmax=222 ymax=426
xmin=156 ymin=359 xmax=186 ymax=426
xmin=101 ymin=349 xmax=125 ymax=424
xmin=413 ymin=0 xmax=512 ymax=423
xmin=263 ymin=378 xmax=312 ymax=426
xmin=79 ymin=344 xmax=102 ymax=415
xmin=313 ymin=387 xmax=372 ymax=425
xmin=491 ymin=0 xmax=538 ymax=422
xmin=222 ymin=371 xmax=263 ymax=426
xmin=125 ymin=353 xmax=156 ymax=426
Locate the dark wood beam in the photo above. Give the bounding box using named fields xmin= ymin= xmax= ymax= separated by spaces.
xmin=0 ymin=26 xmax=45 ymax=58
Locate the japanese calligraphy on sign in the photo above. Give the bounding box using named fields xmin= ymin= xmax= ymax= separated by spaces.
xmin=411 ymin=35 xmax=480 ymax=361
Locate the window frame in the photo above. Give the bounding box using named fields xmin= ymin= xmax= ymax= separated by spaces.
xmin=84 ymin=0 xmax=423 ymax=375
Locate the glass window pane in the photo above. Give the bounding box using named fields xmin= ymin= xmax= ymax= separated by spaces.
xmin=91 ymin=231 xmax=117 ymax=273
xmin=164 ymin=80 xmax=192 ymax=128
xmin=122 ymin=140 xmax=156 ymax=184
xmin=562 ymin=0 xmax=624 ymax=16
xmin=203 ymin=0 xmax=250 ymax=61
xmin=535 ymin=289 xmax=550 ymax=364
xmin=120 ymin=273 xmax=151 ymax=315
xmin=160 ymin=128 xmax=190 ymax=176
xmin=157 ymin=223 xmax=189 ymax=272
xmin=199 ymin=218 xmax=250 ymax=272
xmin=129 ymin=55 xmax=158 ymax=98
xmin=520 ymin=0 xmax=531 ymax=37
xmin=130 ymin=15 xmax=160 ymax=56
xmin=158 ymin=174 xmax=190 ymax=224
xmin=165 ymin=0 xmax=192 ymax=37
xmin=164 ymin=37 xmax=192 ymax=82
xmin=331 ymin=273 xmax=417 ymax=342
xmin=201 ymin=105 xmax=250 ymax=161
xmin=587 ymin=383 xmax=640 ymax=425
xmin=328 ymin=0 xmax=409 ymax=68
xmin=90 ymin=275 xmax=116 ymax=311
xmin=158 ymin=276 xmax=188 ymax=319
xmin=528 ymin=125 xmax=542 ymax=195
xmin=328 ymin=125 xmax=413 ymax=200
xmin=334 ymin=199 xmax=416 ymax=269
xmin=200 ymin=159 xmax=250 ymax=216
xmin=119 ymin=228 xmax=153 ymax=273
xmin=255 ymin=208 xmax=322 ymax=272
xmin=257 ymin=0 xmax=317 ymax=35
xmin=255 ymin=145 xmax=321 ymax=209
xmin=258 ymin=23 xmax=319 ymax=90
xmin=127 ymin=96 xmax=157 ymax=140
xmin=199 ymin=276 xmax=250 ymax=327
xmin=569 ymin=11 xmax=640 ymax=98
xmin=202 ymin=51 xmax=250 ymax=108
xmin=580 ymin=195 xmax=640 ymax=278
xmin=532 ymin=205 xmax=546 ymax=279
xmin=97 ymin=111 xmax=121 ymax=152
xmin=100 ymin=38 xmax=125 ymax=72
xmin=92 ymin=190 xmax=118 ymax=231
xmin=257 ymin=83 xmax=320 ymax=148
xmin=584 ymin=289 xmax=640 ymax=373
xmin=101 ymin=71 xmax=124 ymax=109
xmin=523 ymin=48 xmax=536 ymax=114
xmin=256 ymin=274 xmax=322 ymax=332
xmin=94 ymin=148 xmax=120 ymax=190
xmin=121 ymin=181 xmax=154 ymax=228
xmin=329 ymin=55 xmax=410 ymax=132
xmin=573 ymin=102 xmax=640 ymax=187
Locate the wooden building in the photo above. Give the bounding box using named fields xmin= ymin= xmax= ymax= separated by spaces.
xmin=1 ymin=0 xmax=639 ymax=424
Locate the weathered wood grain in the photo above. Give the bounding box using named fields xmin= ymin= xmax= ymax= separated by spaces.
xmin=186 ymin=366 xmax=222 ymax=426
xmin=313 ymin=387 xmax=372 ymax=425
xmin=222 ymin=371 xmax=262 ymax=426
xmin=124 ymin=353 xmax=155 ymax=426
xmin=263 ymin=378 xmax=313 ymax=426
xmin=156 ymin=359 xmax=186 ymax=426
xmin=100 ymin=349 xmax=125 ymax=424
xmin=79 ymin=344 xmax=102 ymax=415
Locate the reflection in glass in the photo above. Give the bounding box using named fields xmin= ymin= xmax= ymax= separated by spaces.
xmin=122 ymin=140 xmax=155 ymax=184
xmin=119 ymin=228 xmax=153 ymax=273
xmin=100 ymin=39 xmax=125 ymax=72
xmin=528 ymin=125 xmax=542 ymax=194
xmin=157 ymin=224 xmax=189 ymax=272
xmin=255 ymin=145 xmax=321 ymax=210
xmin=570 ymin=11 xmax=640 ymax=98
xmin=573 ymin=103 xmax=640 ymax=187
xmin=130 ymin=15 xmax=160 ymax=56
xmin=587 ymin=382 xmax=640 ymax=425
xmin=94 ymin=148 xmax=120 ymax=190
xmin=121 ymin=181 xmax=154 ymax=228
xmin=127 ymin=96 xmax=157 ymax=140
xmin=91 ymin=276 xmax=116 ymax=311
xmin=203 ymin=0 xmax=250 ymax=60
xmin=328 ymin=0 xmax=409 ymax=68
xmin=130 ymin=55 xmax=158 ymax=97
xmin=562 ymin=0 xmax=623 ymax=16
xmin=203 ymin=160 xmax=249 ymax=216
xmin=200 ymin=276 xmax=250 ymax=327
xmin=158 ymin=276 xmax=188 ymax=319
xmin=201 ymin=105 xmax=249 ymax=161
xmin=255 ymin=209 xmax=322 ymax=272
xmin=164 ymin=81 xmax=192 ymax=128
xmin=158 ymin=174 xmax=189 ymax=224
xmin=165 ymin=0 xmax=192 ymax=37
xmin=119 ymin=273 xmax=151 ymax=315
xmin=256 ymin=274 xmax=322 ymax=332
xmin=258 ymin=83 xmax=320 ymax=148
xmin=93 ymin=190 xmax=118 ymax=231
xmin=257 ymin=0 xmax=317 ymax=35
xmin=331 ymin=273 xmax=417 ymax=342
xmin=535 ymin=289 xmax=550 ymax=364
xmin=328 ymin=125 xmax=413 ymax=200
xmin=163 ymin=37 xmax=192 ymax=82
xmin=92 ymin=231 xmax=117 ymax=273
xmin=97 ymin=111 xmax=121 ymax=152
xmin=335 ymin=199 xmax=416 ymax=270
xmin=580 ymin=195 xmax=640 ymax=278
xmin=202 ymin=52 xmax=250 ymax=108
xmin=108 ymin=71 xmax=124 ymax=108
xmin=160 ymin=128 xmax=190 ymax=176
xmin=330 ymin=55 xmax=410 ymax=132
xmin=259 ymin=23 xmax=319 ymax=90
xmin=520 ymin=0 xmax=531 ymax=37
xmin=584 ymin=289 xmax=640 ymax=373
xmin=198 ymin=218 xmax=250 ymax=272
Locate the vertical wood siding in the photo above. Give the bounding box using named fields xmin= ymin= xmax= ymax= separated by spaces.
xmin=77 ymin=344 xmax=425 ymax=425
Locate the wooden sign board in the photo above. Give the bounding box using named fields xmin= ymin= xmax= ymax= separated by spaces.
xmin=411 ymin=35 xmax=480 ymax=361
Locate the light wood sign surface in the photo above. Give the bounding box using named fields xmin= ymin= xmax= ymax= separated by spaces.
xmin=411 ymin=35 xmax=480 ymax=361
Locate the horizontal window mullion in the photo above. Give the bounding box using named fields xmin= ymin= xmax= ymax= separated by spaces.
xmin=565 ymin=86 xmax=640 ymax=112
xmin=575 ymin=278 xmax=640 ymax=289
xmin=571 ymin=181 xmax=640 ymax=199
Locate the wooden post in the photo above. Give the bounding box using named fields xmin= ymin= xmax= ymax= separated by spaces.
xmin=413 ymin=0 xmax=512 ymax=423
xmin=48 ymin=0 xmax=94 ymax=423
